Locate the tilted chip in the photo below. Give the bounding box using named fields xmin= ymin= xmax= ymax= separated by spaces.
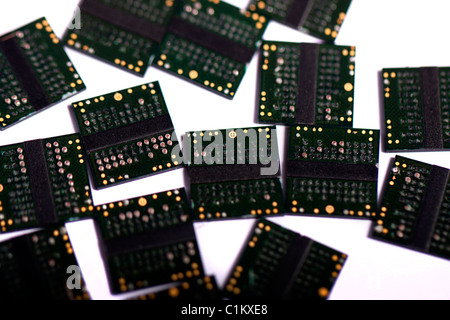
xmin=258 ymin=41 xmax=355 ymax=126
xmin=224 ymin=219 xmax=347 ymax=300
xmin=0 ymin=134 xmax=93 ymax=234
xmin=371 ymin=156 xmax=450 ymax=261
xmin=382 ymin=67 xmax=450 ymax=151
xmin=95 ymin=188 xmax=205 ymax=294
xmin=247 ymin=0 xmax=352 ymax=42
xmin=185 ymin=126 xmax=284 ymax=221
xmin=154 ymin=0 xmax=267 ymax=98
xmin=286 ymin=126 xmax=380 ymax=219
xmin=71 ymin=81 xmax=183 ymax=189
xmin=63 ymin=0 xmax=174 ymax=75
xmin=0 ymin=17 xmax=85 ymax=129
xmin=0 ymin=226 xmax=90 ymax=300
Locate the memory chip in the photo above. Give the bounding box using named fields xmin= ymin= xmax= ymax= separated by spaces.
xmin=132 ymin=276 xmax=220 ymax=300
xmin=63 ymin=0 xmax=175 ymax=75
xmin=154 ymin=0 xmax=267 ymax=98
xmin=382 ymin=68 xmax=450 ymax=151
xmin=95 ymin=188 xmax=205 ymax=294
xmin=371 ymin=156 xmax=450 ymax=261
xmin=0 ymin=17 xmax=85 ymax=129
xmin=224 ymin=219 xmax=347 ymax=300
xmin=286 ymin=126 xmax=380 ymax=218
xmin=0 ymin=226 xmax=90 ymax=300
xmin=185 ymin=126 xmax=284 ymax=221
xmin=258 ymin=41 xmax=355 ymax=126
xmin=247 ymin=0 xmax=352 ymax=41
xmin=71 ymin=81 xmax=183 ymax=189
xmin=0 ymin=134 xmax=93 ymax=234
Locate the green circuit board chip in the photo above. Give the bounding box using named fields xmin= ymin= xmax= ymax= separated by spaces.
xmin=154 ymin=0 xmax=267 ymax=98
xmin=382 ymin=68 xmax=450 ymax=151
xmin=132 ymin=276 xmax=220 ymax=300
xmin=0 ymin=226 xmax=90 ymax=300
xmin=258 ymin=41 xmax=355 ymax=126
xmin=371 ymin=156 xmax=450 ymax=261
xmin=0 ymin=134 xmax=93 ymax=234
xmin=247 ymin=0 xmax=352 ymax=42
xmin=185 ymin=126 xmax=284 ymax=221
xmin=95 ymin=188 xmax=205 ymax=294
xmin=286 ymin=126 xmax=380 ymax=219
xmin=224 ymin=219 xmax=347 ymax=300
xmin=0 ymin=17 xmax=85 ymax=130
xmin=63 ymin=0 xmax=175 ymax=75
xmin=72 ymin=81 xmax=183 ymax=189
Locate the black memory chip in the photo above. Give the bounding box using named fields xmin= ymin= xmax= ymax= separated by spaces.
xmin=371 ymin=156 xmax=450 ymax=261
xmin=63 ymin=0 xmax=175 ymax=75
xmin=0 ymin=226 xmax=90 ymax=300
xmin=286 ymin=126 xmax=380 ymax=219
xmin=224 ymin=219 xmax=347 ymax=300
xmin=154 ymin=0 xmax=268 ymax=98
xmin=247 ymin=0 xmax=353 ymax=42
xmin=0 ymin=17 xmax=85 ymax=129
xmin=71 ymin=82 xmax=183 ymax=189
xmin=258 ymin=41 xmax=356 ymax=126
xmin=95 ymin=188 xmax=205 ymax=294
xmin=0 ymin=134 xmax=93 ymax=234
xmin=382 ymin=67 xmax=450 ymax=151
xmin=185 ymin=126 xmax=284 ymax=221
xmin=131 ymin=276 xmax=220 ymax=301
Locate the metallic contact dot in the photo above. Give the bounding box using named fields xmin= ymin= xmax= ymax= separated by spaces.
xmin=189 ymin=70 xmax=199 ymax=79
xmin=114 ymin=93 xmax=123 ymax=101
xmin=325 ymin=205 xmax=335 ymax=214
xmin=318 ymin=287 xmax=329 ymax=299
xmin=344 ymin=83 xmax=353 ymax=92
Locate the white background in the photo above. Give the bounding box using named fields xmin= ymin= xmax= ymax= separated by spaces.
xmin=0 ymin=0 xmax=449 ymax=300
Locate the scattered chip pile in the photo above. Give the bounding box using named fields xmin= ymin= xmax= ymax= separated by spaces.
xmin=382 ymin=67 xmax=450 ymax=151
xmin=371 ymin=156 xmax=450 ymax=261
xmin=0 ymin=134 xmax=93 ymax=233
xmin=185 ymin=126 xmax=284 ymax=221
xmin=154 ymin=0 xmax=267 ymax=98
xmin=2 ymin=1 xmax=449 ymax=302
xmin=258 ymin=41 xmax=356 ymax=126
xmin=0 ymin=17 xmax=85 ymax=129
xmin=0 ymin=227 xmax=90 ymax=300
xmin=247 ymin=0 xmax=352 ymax=41
xmin=225 ymin=219 xmax=347 ymax=299
xmin=63 ymin=0 xmax=174 ymax=75
xmin=71 ymin=81 xmax=183 ymax=189
xmin=286 ymin=126 xmax=380 ymax=218
xmin=95 ymin=188 xmax=205 ymax=294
